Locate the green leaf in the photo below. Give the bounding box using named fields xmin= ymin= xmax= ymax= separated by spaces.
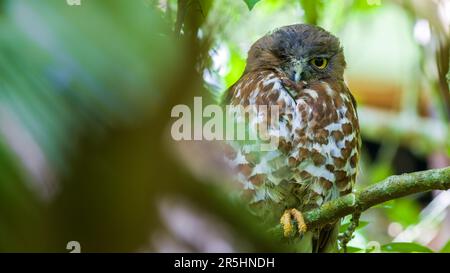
xmin=381 ymin=242 xmax=433 ymax=253
xmin=440 ymin=240 xmax=450 ymax=253
xmin=346 ymin=246 xmax=364 ymax=253
xmin=351 ymin=0 xmax=382 ymax=12
xmin=339 ymin=221 xmax=369 ymax=233
xmin=243 ymin=0 xmax=261 ymax=10
xmin=225 ymin=45 xmax=246 ymax=88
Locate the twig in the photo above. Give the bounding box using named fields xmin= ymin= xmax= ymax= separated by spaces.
xmin=338 ymin=212 xmax=360 ymax=252
xmin=303 ymin=167 xmax=450 ymax=229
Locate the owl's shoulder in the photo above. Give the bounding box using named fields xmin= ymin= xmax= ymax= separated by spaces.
xmin=226 ymin=70 xmax=297 ymax=107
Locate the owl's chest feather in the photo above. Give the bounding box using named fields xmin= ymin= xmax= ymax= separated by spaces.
xmin=226 ymin=71 xmax=360 ymax=208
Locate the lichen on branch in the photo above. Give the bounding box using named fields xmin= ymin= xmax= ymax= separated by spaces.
xmin=303 ymin=167 xmax=450 ymax=229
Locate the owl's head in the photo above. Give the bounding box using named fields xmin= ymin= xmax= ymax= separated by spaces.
xmin=245 ymin=24 xmax=346 ymax=82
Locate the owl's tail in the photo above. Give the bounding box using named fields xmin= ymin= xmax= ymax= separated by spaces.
xmin=291 ymin=222 xmax=340 ymax=253
xmin=313 ymin=222 xmax=340 ymax=253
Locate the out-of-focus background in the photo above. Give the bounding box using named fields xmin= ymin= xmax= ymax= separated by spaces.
xmin=0 ymin=0 xmax=448 ymax=252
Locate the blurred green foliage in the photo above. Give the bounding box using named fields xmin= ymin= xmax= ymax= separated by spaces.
xmin=385 ymin=199 xmax=421 ymax=227
xmin=441 ymin=240 xmax=450 ymax=253
xmin=0 ymin=0 xmax=448 ymax=252
xmin=381 ymin=242 xmax=433 ymax=253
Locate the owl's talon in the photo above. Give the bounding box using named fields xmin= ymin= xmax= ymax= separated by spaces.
xmin=291 ymin=208 xmax=307 ymax=233
xmin=280 ymin=208 xmax=307 ymax=237
xmin=280 ymin=210 xmax=293 ymax=237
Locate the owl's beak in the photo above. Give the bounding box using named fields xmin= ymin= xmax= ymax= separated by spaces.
xmin=293 ymin=62 xmax=304 ymax=83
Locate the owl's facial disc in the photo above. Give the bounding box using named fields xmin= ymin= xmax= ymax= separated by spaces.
xmin=287 ymin=54 xmax=333 ymax=83
xmin=286 ymin=59 xmax=306 ymax=83
xmin=245 ymin=24 xmax=345 ymax=80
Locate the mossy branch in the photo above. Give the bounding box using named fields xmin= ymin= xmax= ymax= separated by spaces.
xmin=303 ymin=167 xmax=450 ymax=229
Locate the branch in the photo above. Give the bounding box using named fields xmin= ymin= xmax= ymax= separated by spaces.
xmin=303 ymin=167 xmax=450 ymax=229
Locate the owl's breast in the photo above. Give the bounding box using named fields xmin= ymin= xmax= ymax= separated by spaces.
xmin=284 ymin=80 xmax=360 ymax=207
xmin=226 ymin=71 xmax=360 ymax=208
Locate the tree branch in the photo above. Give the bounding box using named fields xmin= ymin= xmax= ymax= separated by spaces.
xmin=303 ymin=167 xmax=450 ymax=229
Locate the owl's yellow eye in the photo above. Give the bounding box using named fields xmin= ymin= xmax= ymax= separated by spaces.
xmin=310 ymin=57 xmax=328 ymax=69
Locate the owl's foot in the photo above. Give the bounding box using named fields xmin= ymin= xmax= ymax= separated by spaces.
xmin=280 ymin=208 xmax=307 ymax=237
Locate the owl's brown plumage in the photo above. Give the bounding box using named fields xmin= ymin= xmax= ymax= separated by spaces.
xmin=224 ymin=24 xmax=360 ymax=252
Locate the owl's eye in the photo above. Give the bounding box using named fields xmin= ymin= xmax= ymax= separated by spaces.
xmin=310 ymin=57 xmax=328 ymax=69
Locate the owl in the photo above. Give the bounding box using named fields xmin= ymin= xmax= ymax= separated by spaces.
xmin=223 ymin=24 xmax=361 ymax=252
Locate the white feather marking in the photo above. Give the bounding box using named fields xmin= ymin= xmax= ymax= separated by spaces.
xmin=325 ymin=122 xmax=341 ymax=132
xmin=324 ymin=83 xmax=334 ymax=96
xmin=303 ymin=89 xmax=319 ymax=100
xmin=311 ymin=181 xmax=324 ymax=195
xmin=303 ymin=164 xmax=335 ymax=181
xmin=233 ymin=151 xmax=248 ymax=165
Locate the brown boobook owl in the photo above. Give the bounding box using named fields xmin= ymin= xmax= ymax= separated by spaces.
xmin=223 ymin=24 xmax=361 ymax=252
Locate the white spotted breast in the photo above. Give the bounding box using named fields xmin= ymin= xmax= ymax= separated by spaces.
xmin=224 ymin=70 xmax=360 ymax=209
